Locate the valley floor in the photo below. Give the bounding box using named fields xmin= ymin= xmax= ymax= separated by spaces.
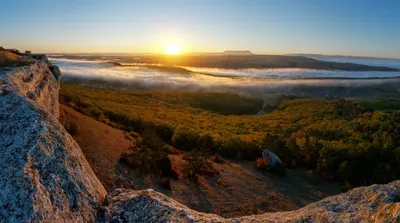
xmin=59 ymin=104 xmax=342 ymax=218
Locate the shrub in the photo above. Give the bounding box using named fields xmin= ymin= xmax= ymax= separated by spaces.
xmin=218 ymin=136 xmax=261 ymax=160
xmin=183 ymin=150 xmax=220 ymax=180
xmin=306 ymin=169 xmax=314 ymax=177
xmin=120 ymin=147 xmax=172 ymax=177
xmin=183 ymin=150 xmax=207 ymax=179
xmin=154 ymin=151 xmax=173 ymax=176
xmin=260 ymin=132 xmax=294 ymax=165
xmin=89 ymin=107 xmax=102 ymax=119
xmin=159 ymin=179 xmax=172 ymax=190
xmin=209 ymin=153 xmax=225 ymax=164
xmin=10 ymin=49 xmax=20 ymax=54
xmin=341 ymin=180 xmax=353 ymax=191
xmin=65 ymin=122 xmax=79 ymax=135
xmin=0 ymin=46 xmax=4 ymax=51
xmin=165 ymin=145 xmax=186 ymax=156
xmin=170 ymin=167 xmax=182 ymax=180
xmin=119 ymin=151 xmax=141 ymax=169
xmin=25 ymin=50 xmax=32 ymax=54
xmin=172 ymin=127 xmax=201 ymax=151
xmin=256 ymin=158 xmax=267 ymax=169
xmin=155 ymin=124 xmax=174 ymax=143
xmin=217 ymin=178 xmax=229 ymax=187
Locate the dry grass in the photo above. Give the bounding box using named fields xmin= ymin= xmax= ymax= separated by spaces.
xmin=0 ymin=51 xmax=32 ymax=67
xmin=0 ymin=51 xmax=20 ymax=60
xmin=59 ymin=105 xmax=132 ymax=191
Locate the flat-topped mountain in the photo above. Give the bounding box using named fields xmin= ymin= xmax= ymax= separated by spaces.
xmin=223 ymin=50 xmax=254 ymax=55
xmin=54 ymin=52 xmax=399 ymax=71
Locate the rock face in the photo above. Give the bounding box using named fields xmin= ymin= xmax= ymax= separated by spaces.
xmin=0 ymin=57 xmax=107 ymax=222
xmin=99 ymin=181 xmax=400 ymax=223
xmin=1 ymin=54 xmax=399 ymax=222
xmin=3 ymin=62 xmax=60 ymax=118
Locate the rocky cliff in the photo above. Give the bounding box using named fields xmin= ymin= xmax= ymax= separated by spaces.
xmin=0 ymin=55 xmax=398 ymax=222
xmin=0 ymin=56 xmax=106 ymax=222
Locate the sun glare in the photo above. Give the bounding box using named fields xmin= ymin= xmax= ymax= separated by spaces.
xmin=164 ymin=43 xmax=181 ymax=55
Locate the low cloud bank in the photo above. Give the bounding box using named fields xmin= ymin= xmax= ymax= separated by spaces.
xmin=51 ymin=57 xmax=400 ymax=98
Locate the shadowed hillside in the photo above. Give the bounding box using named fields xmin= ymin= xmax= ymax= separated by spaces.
xmin=50 ymin=53 xmax=399 ymax=71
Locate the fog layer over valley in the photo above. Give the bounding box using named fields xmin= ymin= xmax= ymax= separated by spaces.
xmin=293 ymin=54 xmax=400 ymax=70
xmin=51 ymin=55 xmax=400 ymax=98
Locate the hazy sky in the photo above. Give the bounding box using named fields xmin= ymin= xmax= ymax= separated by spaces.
xmin=1 ymin=0 xmax=399 ymax=58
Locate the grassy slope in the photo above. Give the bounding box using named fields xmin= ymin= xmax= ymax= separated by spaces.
xmin=0 ymin=50 xmax=33 ymax=67
xmin=59 ymin=101 xmax=342 ymax=217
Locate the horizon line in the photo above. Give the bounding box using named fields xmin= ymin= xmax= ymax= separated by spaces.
xmin=41 ymin=51 xmax=400 ymax=60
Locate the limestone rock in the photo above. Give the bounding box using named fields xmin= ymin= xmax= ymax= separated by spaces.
xmin=100 ymin=181 xmax=400 ymax=222
xmin=1 ymin=62 xmax=60 ymax=118
xmin=97 ymin=189 xmax=226 ymax=223
xmin=0 ymin=58 xmax=107 ymax=222
xmin=238 ymin=180 xmax=400 ymax=222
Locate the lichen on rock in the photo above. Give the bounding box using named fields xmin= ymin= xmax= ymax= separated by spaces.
xmin=0 ymin=56 xmax=106 ymax=222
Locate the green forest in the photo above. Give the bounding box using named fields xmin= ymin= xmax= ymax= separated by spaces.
xmin=60 ymin=84 xmax=400 ymax=188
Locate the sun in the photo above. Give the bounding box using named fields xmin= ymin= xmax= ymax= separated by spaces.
xmin=164 ymin=43 xmax=181 ymax=55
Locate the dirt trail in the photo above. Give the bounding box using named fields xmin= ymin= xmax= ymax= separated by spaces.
xmin=255 ymin=93 xmax=280 ymax=115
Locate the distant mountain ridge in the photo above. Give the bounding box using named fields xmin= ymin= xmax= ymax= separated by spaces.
xmin=188 ymin=50 xmax=254 ymax=56
xmin=288 ymin=53 xmax=400 ymax=70
xmin=50 ymin=52 xmax=400 ymax=71
xmin=222 ymin=50 xmax=254 ymax=55
xmin=287 ymin=53 xmax=400 ymax=61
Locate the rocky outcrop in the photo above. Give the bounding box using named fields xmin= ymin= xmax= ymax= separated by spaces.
xmin=0 ymin=54 xmax=399 ymax=222
xmin=2 ymin=62 xmax=60 ymax=118
xmin=97 ymin=189 xmax=226 ymax=223
xmin=99 ymin=181 xmax=400 ymax=222
xmin=0 ymin=57 xmax=107 ymax=222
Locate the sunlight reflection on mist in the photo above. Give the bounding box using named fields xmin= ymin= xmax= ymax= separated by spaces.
xmin=50 ymin=57 xmax=400 ymax=97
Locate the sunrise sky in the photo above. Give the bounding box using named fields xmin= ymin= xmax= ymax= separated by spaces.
xmin=1 ymin=0 xmax=399 ymax=58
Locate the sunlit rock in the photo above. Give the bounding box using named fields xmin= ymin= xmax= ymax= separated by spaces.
xmin=0 ymin=56 xmax=106 ymax=222
xmin=99 ymin=181 xmax=400 ymax=222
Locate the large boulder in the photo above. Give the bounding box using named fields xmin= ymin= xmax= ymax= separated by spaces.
xmin=262 ymin=149 xmax=285 ymax=175
xmin=0 ymin=58 xmax=107 ymax=222
xmin=261 ymin=149 xmax=282 ymax=168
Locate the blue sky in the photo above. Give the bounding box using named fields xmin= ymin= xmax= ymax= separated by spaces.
xmin=1 ymin=0 xmax=399 ymax=58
